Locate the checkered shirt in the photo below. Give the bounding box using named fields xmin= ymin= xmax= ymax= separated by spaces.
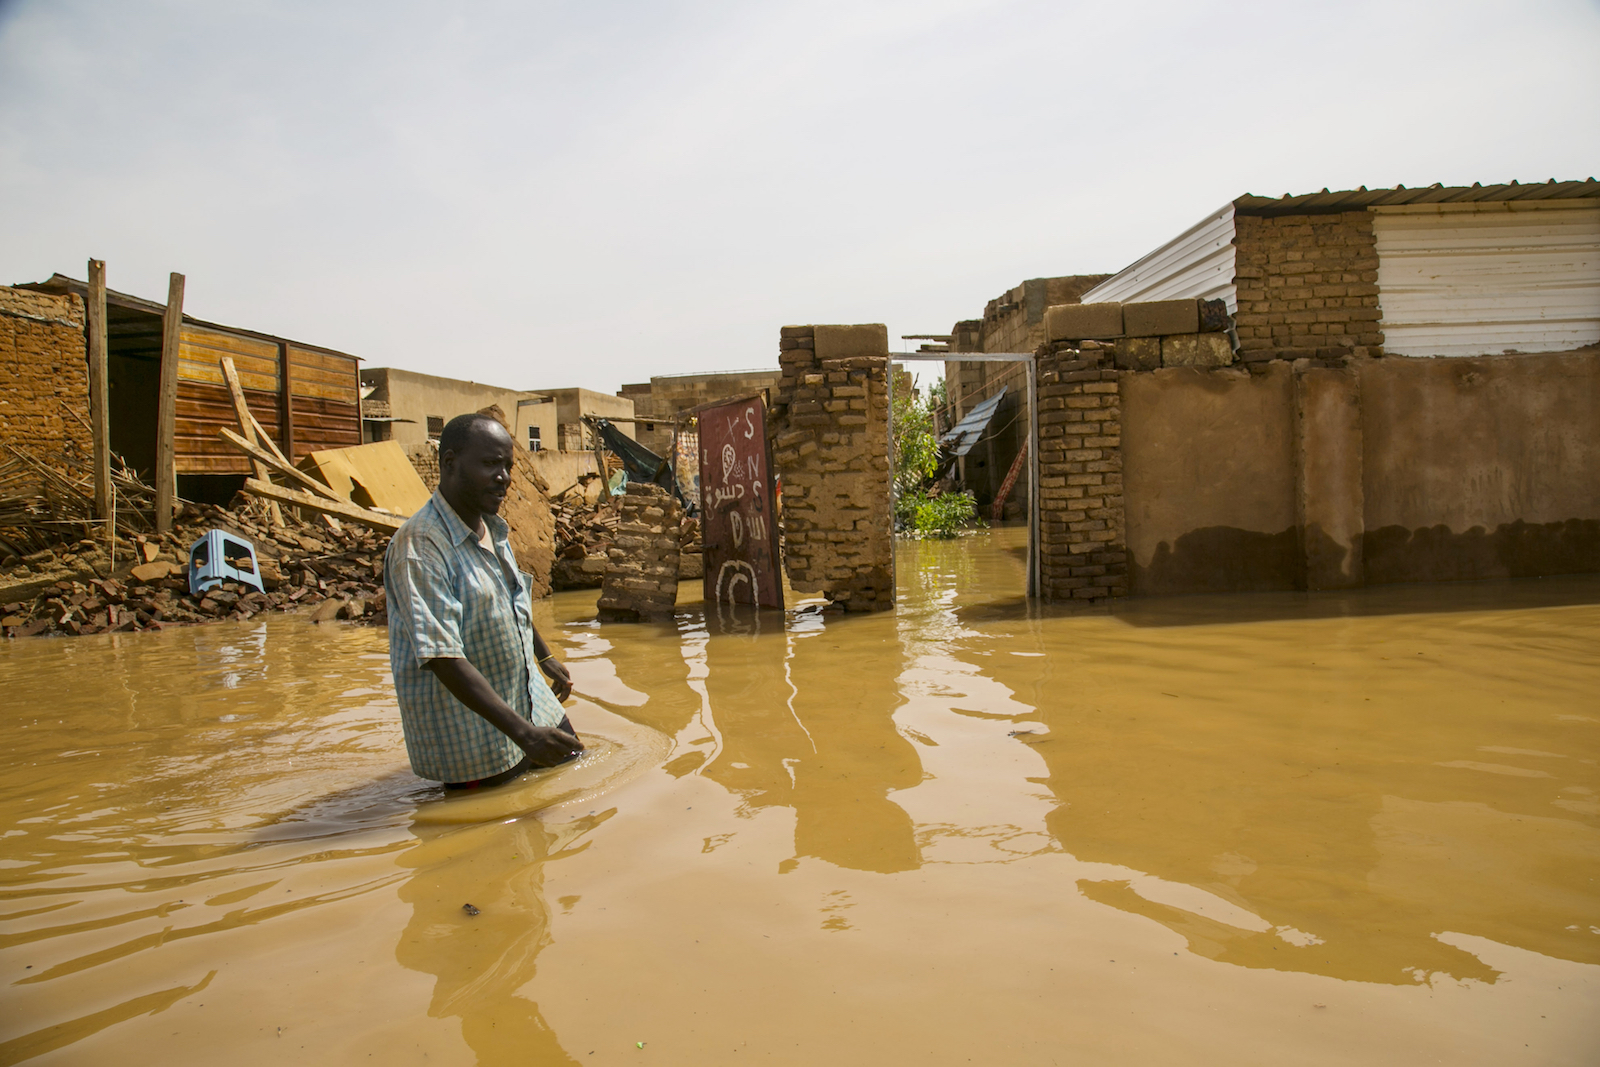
xmin=384 ymin=491 xmax=565 ymax=782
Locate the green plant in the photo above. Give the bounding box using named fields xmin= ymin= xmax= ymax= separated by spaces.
xmin=892 ymin=379 xmax=983 ymax=538
xmin=895 ymin=487 xmax=980 ymax=539
xmin=892 ymin=387 xmax=939 ymax=496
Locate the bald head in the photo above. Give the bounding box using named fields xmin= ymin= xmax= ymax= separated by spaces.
xmin=437 ymin=414 xmax=515 ymax=527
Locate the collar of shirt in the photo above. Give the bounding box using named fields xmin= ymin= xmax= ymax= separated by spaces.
xmin=430 ymin=489 xmax=512 ymax=550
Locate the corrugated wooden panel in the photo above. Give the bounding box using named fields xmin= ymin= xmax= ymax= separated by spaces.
xmin=289 ymin=346 xmax=358 ymax=402
xmin=177 ymin=326 xmax=280 ymax=392
xmin=173 ymin=381 xmax=284 ymax=474
xmin=1375 ymin=202 xmax=1600 ymax=357
xmin=289 ymin=396 xmax=361 ymax=461
xmin=1080 ymin=204 xmax=1239 ymax=313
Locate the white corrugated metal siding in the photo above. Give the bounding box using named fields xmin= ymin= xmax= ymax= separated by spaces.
xmin=1374 ymin=202 xmax=1600 ymax=357
xmin=1080 ymin=204 xmax=1238 ymax=313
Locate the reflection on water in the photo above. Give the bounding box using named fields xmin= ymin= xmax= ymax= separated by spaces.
xmin=1 ymin=529 xmax=1597 ymax=1065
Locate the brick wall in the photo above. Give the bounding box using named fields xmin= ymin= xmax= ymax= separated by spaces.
xmin=0 ymin=286 xmax=90 ymax=462
xmin=769 ymin=324 xmax=894 ymax=612
xmin=1233 ymin=211 xmax=1384 ymax=364
xmin=1035 ymin=341 xmax=1127 ymax=600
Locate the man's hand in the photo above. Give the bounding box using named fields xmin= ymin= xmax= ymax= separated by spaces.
xmin=540 ymin=655 xmax=572 ymax=701
xmin=511 ymin=720 xmax=583 ymax=768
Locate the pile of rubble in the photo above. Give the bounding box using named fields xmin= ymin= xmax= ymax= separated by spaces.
xmin=550 ymin=476 xmax=620 ymax=589
xmin=549 ymin=475 xmax=704 ymax=589
xmin=0 ymin=500 xmax=390 ymax=639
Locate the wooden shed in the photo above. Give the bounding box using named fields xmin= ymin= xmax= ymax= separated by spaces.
xmin=21 ymin=274 xmax=361 ymax=495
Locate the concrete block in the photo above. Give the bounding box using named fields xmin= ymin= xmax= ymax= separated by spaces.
xmin=1162 ymin=333 xmax=1234 ymax=368
xmin=813 ymin=324 xmax=888 ymax=360
xmin=1045 ymin=302 xmax=1123 ymax=342
xmin=1197 ymin=298 xmax=1230 ymax=333
xmin=1122 ymin=299 xmax=1200 ymax=338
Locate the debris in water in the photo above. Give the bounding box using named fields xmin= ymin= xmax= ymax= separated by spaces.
xmin=461 ymin=903 xmax=480 ymax=916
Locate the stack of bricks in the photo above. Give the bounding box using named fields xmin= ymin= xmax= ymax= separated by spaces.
xmin=768 ymin=324 xmax=894 ymax=612
xmin=596 ymin=482 xmax=681 ymax=620
xmin=1034 ymin=342 xmax=1127 ymax=601
xmin=0 ymin=286 xmax=90 ymax=460
xmin=1042 ymin=297 xmax=1233 ymax=372
xmin=1232 ymin=211 xmax=1384 ymax=366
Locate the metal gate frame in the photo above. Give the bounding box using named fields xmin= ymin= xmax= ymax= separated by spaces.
xmin=891 ymin=352 xmax=1040 ymax=598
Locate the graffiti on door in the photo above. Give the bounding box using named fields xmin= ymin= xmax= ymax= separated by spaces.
xmin=697 ymin=397 xmax=783 ymax=609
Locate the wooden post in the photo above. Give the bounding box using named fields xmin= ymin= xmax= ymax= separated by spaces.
xmin=154 ymin=272 xmax=185 ymax=532
xmin=86 ymin=259 xmax=112 ymax=528
xmin=590 ymin=419 xmax=612 ymax=500
xmin=279 ymin=341 xmax=296 ymax=463
xmin=220 ymin=356 xmax=284 ymax=527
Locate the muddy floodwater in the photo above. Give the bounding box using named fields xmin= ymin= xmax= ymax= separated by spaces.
xmin=2 ymin=528 xmax=1598 ymax=1065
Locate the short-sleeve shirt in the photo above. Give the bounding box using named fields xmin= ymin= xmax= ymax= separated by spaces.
xmin=384 ymin=491 xmax=565 ymax=782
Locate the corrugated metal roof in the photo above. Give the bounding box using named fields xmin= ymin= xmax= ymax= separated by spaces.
xmin=938 ymin=386 xmax=1007 ymax=457
xmin=1234 ymin=178 xmax=1600 ymax=217
xmin=1078 ymin=204 xmax=1238 ymax=313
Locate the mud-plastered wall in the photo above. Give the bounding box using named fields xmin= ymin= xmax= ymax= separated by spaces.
xmin=0 ymin=286 xmax=90 ymax=460
xmin=769 ymin=324 xmax=894 ymax=612
xmin=1359 ymin=349 xmax=1600 ymax=582
xmin=1120 ymin=347 xmax=1600 ymax=594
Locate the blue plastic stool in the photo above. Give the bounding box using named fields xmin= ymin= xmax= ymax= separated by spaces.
xmin=188 ymin=529 xmax=266 ymax=596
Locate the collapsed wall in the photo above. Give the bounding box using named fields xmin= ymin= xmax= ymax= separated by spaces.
xmin=596 ymin=482 xmax=681 ymax=620
xmin=0 ymin=286 xmax=91 ymax=460
xmin=768 ymin=324 xmax=894 ymax=612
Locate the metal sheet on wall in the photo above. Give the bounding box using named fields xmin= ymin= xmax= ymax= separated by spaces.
xmin=697 ymin=397 xmax=783 ymax=609
xmin=1080 ymin=203 xmax=1239 ymax=314
xmin=1375 ymin=202 xmax=1600 ymax=358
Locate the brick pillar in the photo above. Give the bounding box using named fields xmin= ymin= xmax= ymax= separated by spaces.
xmin=597 ymin=483 xmax=681 ymax=620
xmin=1035 ymin=341 xmax=1127 ymax=600
xmin=768 ymin=324 xmax=894 ymax=612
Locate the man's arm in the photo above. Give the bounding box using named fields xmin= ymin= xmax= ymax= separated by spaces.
xmin=528 ymin=625 xmax=572 ymax=701
xmin=426 ymin=657 xmax=582 ymax=767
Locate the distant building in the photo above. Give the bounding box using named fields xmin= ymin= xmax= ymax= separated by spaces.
xmin=618 ymin=369 xmax=782 ymax=456
xmin=532 ymin=388 xmax=636 ymax=452
xmin=359 ymin=367 xmax=556 ymax=454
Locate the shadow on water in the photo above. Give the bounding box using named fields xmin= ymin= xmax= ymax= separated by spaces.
xmin=949 ymin=570 xmax=1600 ymax=629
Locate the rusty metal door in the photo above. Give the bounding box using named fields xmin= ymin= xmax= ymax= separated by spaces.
xmin=698 ymin=396 xmax=784 ymax=609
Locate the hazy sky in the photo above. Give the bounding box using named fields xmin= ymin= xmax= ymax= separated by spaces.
xmin=3 ymin=0 xmax=1596 ymax=394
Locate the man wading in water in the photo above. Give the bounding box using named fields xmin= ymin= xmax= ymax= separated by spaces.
xmin=385 ymin=412 xmax=582 ymax=789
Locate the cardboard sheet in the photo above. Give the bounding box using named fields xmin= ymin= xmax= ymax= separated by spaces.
xmin=301 ymin=440 xmax=432 ymax=517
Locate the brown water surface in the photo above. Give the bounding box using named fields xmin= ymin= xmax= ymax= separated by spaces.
xmin=2 ymin=528 xmax=1598 ymax=1064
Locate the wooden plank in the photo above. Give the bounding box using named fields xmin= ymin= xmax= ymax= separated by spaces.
xmin=288 ymin=346 xmax=360 ymax=373
xmin=155 ymin=272 xmax=185 ymax=532
xmin=242 ymin=479 xmax=405 ymax=532
xmin=220 ymin=357 xmax=284 ymax=526
xmin=178 ymin=359 xmax=279 ymax=392
xmin=180 ymin=345 xmax=279 ymax=375
xmin=219 ymin=427 xmax=344 ymax=502
xmin=290 ymin=377 xmax=360 ymax=402
xmin=86 ymin=258 xmax=111 ymax=526
xmin=181 ymin=325 xmax=278 ymax=360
